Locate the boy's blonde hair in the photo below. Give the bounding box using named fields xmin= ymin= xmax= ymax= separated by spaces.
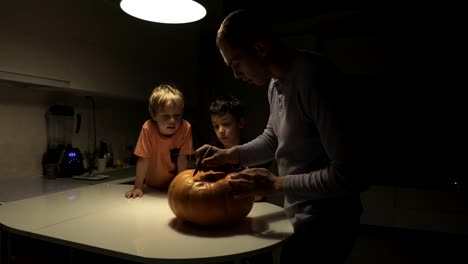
xmin=148 ymin=84 xmax=184 ymax=118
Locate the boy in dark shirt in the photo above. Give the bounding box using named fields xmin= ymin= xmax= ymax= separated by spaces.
xmin=209 ymin=95 xmax=272 ymax=201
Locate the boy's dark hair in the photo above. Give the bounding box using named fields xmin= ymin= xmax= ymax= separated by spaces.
xmin=209 ymin=95 xmax=244 ymax=121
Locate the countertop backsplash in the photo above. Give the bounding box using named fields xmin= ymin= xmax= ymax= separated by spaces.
xmin=0 ymin=84 xmax=147 ymax=180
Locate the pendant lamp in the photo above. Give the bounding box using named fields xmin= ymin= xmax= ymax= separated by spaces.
xmin=120 ymin=0 xmax=206 ymax=24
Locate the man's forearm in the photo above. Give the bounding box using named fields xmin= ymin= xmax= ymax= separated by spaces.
xmin=228 ymin=147 xmax=241 ymax=164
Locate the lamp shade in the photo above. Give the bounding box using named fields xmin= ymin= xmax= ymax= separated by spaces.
xmin=120 ymin=0 xmax=206 ymax=24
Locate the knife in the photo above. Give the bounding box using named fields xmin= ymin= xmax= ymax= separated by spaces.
xmin=193 ymin=146 xmax=212 ymax=176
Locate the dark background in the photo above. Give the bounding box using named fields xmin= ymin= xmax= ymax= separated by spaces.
xmin=192 ymin=0 xmax=464 ymax=190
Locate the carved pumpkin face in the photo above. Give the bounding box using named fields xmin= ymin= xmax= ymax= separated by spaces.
xmin=168 ymin=169 xmax=254 ymax=226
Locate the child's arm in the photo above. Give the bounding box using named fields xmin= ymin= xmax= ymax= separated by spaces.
xmin=125 ymin=157 xmax=148 ymax=198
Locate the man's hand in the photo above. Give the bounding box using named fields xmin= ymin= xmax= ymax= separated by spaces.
xmin=229 ymin=168 xmax=284 ymax=199
xmin=194 ymin=144 xmax=240 ymax=167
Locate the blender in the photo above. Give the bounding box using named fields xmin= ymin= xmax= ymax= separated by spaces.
xmin=42 ymin=105 xmax=84 ymax=178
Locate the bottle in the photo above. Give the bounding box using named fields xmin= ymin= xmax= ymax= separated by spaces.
xmin=98 ymin=140 xmax=108 ymax=159
xmin=106 ymin=143 xmax=113 ymax=168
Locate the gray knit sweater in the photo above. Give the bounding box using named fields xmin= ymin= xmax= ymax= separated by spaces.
xmin=236 ymin=51 xmax=364 ymax=232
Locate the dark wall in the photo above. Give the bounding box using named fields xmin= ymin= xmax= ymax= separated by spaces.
xmin=299 ymin=5 xmax=463 ymax=190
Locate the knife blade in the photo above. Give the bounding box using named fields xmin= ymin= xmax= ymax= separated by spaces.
xmin=193 ymin=146 xmax=212 ymax=176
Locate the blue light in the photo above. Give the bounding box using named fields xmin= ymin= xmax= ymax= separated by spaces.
xmin=68 ymin=152 xmax=77 ymax=157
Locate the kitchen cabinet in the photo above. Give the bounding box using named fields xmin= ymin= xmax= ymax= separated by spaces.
xmin=68 ymin=39 xmax=145 ymax=99
xmin=0 ymin=0 xmax=70 ymax=83
xmin=0 ymin=0 xmax=202 ymax=101
xmin=0 ymin=0 xmax=151 ymax=99
xmin=360 ymin=185 xmax=397 ymax=227
xmin=361 ymin=185 xmax=468 ymax=235
xmin=67 ymin=0 xmax=152 ymax=100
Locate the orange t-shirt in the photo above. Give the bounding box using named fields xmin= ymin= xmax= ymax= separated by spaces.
xmin=134 ymin=119 xmax=193 ymax=189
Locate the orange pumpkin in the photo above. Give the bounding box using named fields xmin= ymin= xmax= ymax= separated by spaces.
xmin=168 ymin=169 xmax=255 ymax=226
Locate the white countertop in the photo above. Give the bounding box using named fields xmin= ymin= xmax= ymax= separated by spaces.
xmin=0 ymin=167 xmax=135 ymax=203
xmin=0 ymin=183 xmax=293 ymax=263
xmin=0 ymin=176 xmax=87 ymax=203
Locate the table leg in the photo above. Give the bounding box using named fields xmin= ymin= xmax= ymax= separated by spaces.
xmin=0 ymin=229 xmax=11 ymax=264
xmin=68 ymin=247 xmax=74 ymax=264
xmin=272 ymin=246 xmax=282 ymax=264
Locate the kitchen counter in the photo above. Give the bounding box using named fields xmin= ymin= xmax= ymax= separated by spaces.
xmin=0 ymin=167 xmax=135 ymax=203
xmin=0 ymin=182 xmax=293 ymax=263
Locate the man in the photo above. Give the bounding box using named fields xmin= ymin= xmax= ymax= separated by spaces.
xmin=196 ymin=9 xmax=367 ymax=263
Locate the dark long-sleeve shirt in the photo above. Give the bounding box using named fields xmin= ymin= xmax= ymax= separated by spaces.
xmin=236 ymin=51 xmax=366 ymax=232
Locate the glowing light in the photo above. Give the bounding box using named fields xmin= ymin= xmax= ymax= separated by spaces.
xmin=120 ymin=0 xmax=206 ymax=24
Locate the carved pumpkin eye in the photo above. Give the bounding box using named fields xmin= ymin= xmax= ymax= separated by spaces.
xmin=168 ymin=169 xmax=255 ymax=226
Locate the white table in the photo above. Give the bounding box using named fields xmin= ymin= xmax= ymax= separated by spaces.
xmin=0 ymin=183 xmax=293 ymax=263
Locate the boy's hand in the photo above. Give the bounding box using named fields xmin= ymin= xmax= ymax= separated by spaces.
xmin=125 ymin=188 xmax=143 ymax=198
xmin=194 ymin=144 xmax=240 ymax=167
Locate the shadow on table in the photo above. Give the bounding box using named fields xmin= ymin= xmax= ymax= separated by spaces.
xmin=168 ymin=211 xmax=292 ymax=240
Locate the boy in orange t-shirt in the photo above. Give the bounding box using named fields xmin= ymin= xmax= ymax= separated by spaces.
xmin=125 ymin=84 xmax=193 ymax=198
